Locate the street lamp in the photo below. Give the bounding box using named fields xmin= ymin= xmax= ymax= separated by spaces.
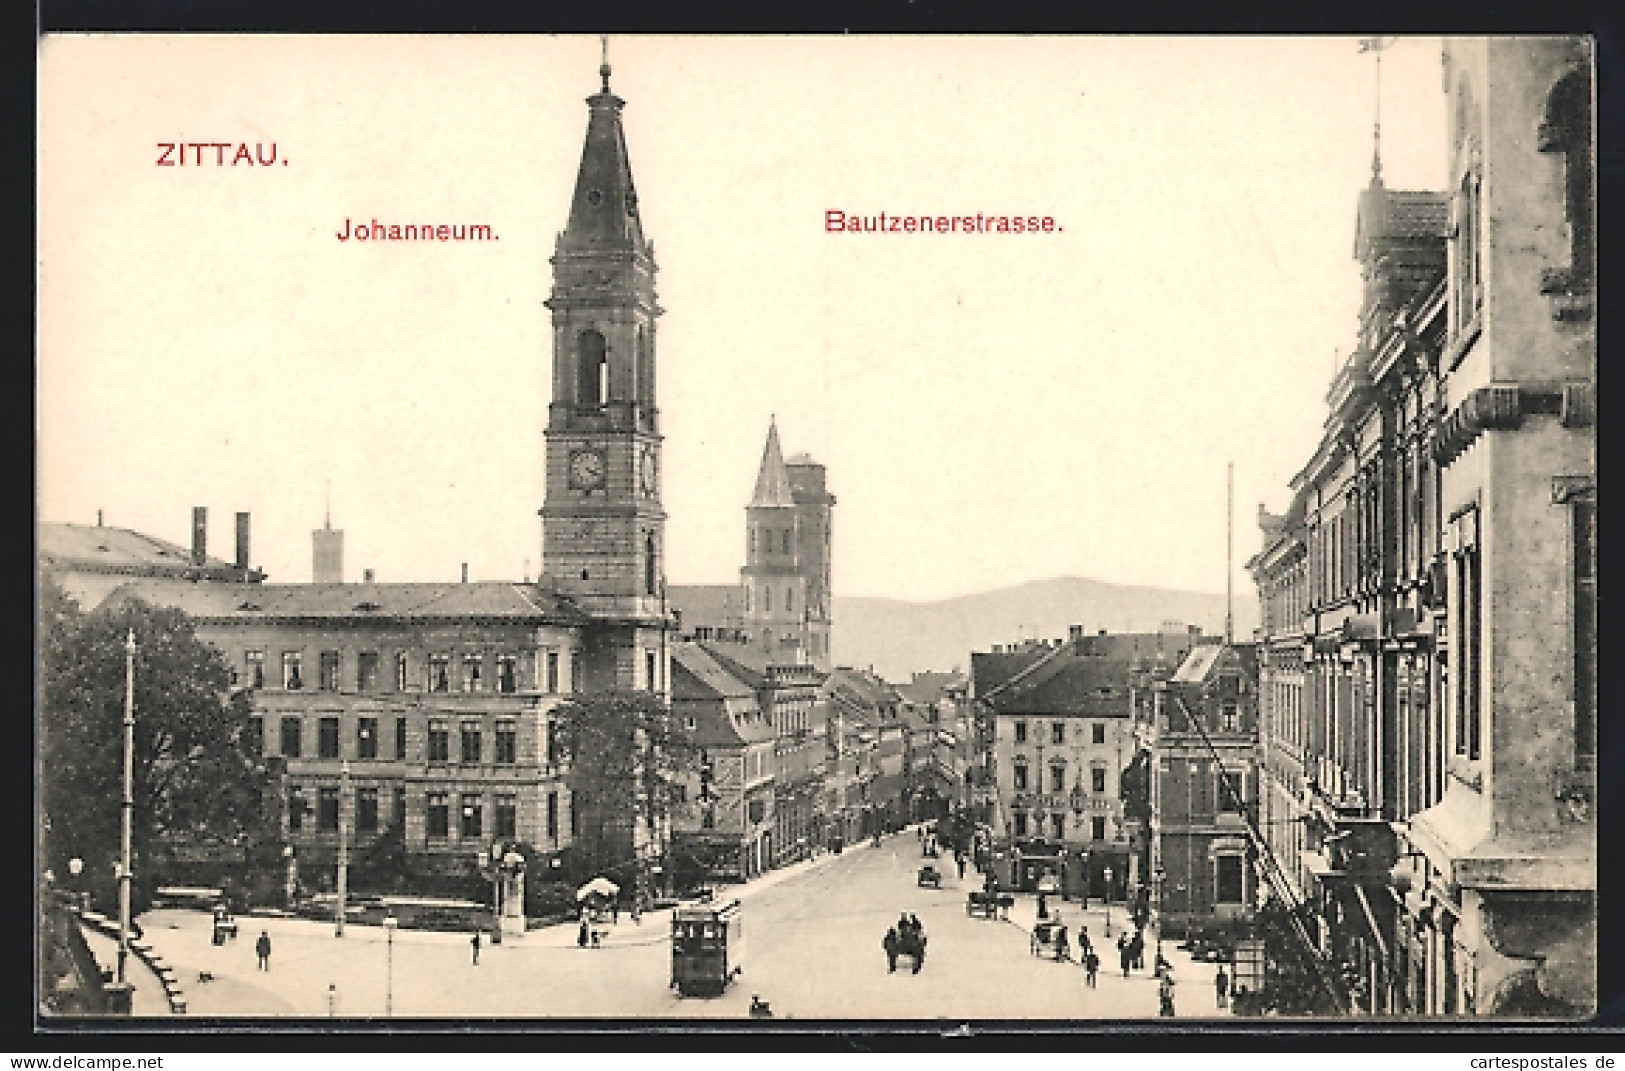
xmin=118 ymin=628 xmax=136 ymax=988
xmin=335 ymin=759 xmax=350 ymax=938
xmin=68 ymin=857 xmax=84 ymax=913
xmin=382 ymin=913 xmax=397 ymax=1016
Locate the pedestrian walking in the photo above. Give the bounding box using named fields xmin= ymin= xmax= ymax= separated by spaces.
xmin=254 ymin=930 xmax=272 ymax=971
xmin=883 ymin=927 xmax=901 ymax=973
xmin=1215 ymin=965 xmax=1230 ymax=1009
xmin=471 ymin=929 xmax=482 ymax=966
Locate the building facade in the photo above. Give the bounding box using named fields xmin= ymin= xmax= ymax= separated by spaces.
xmin=1247 ymin=37 xmax=1595 ymax=1017
xmin=45 ymin=63 xmax=686 ymax=899
xmin=971 ymin=627 xmax=1201 ymax=899
xmin=1151 ymin=642 xmax=1260 ymax=940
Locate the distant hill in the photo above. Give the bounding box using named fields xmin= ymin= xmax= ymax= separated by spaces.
xmin=831 ymin=576 xmax=1258 ymax=682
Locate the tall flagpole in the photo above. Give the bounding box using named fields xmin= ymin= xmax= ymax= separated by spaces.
xmin=1225 ymin=462 xmax=1234 ymax=645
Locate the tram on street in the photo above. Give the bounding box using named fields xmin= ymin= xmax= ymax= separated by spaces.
xmin=670 ymin=897 xmax=744 ymax=998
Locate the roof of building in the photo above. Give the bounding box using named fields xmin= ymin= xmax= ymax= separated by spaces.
xmin=39 ymin=521 xmax=240 ymax=575
xmin=97 ymin=578 xmax=590 ymax=624
xmin=561 ymin=68 xmax=646 ymax=254
xmin=749 ymin=420 xmax=796 ymax=509
xmin=1355 ymin=185 xmax=1450 ymax=258
xmin=668 ymin=584 xmax=745 ymax=632
xmin=669 ymin=644 xmax=774 ymax=747
xmin=1171 ymin=642 xmax=1227 ymax=684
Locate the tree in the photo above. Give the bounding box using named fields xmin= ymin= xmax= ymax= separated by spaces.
xmin=39 ymin=585 xmax=270 ymax=910
xmin=550 ymin=690 xmax=697 ymax=883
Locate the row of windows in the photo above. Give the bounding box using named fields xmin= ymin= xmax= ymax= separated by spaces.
xmin=255 ymin=714 xmax=544 ymax=765
xmin=239 ymin=648 xmax=577 ymax=695
xmin=1011 ymin=761 xmax=1110 ymax=795
xmin=1011 ymin=720 xmax=1110 ymax=746
xmin=1010 ymin=812 xmax=1112 ymax=843
xmin=287 ymin=785 xmax=565 ymax=843
xmin=742 ymin=583 xmax=798 ymax=616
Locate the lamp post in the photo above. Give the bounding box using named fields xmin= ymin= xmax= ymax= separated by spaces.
xmin=383 ymin=913 xmax=397 ymax=1016
xmin=118 ymin=628 xmax=136 ymax=987
xmin=335 ymin=759 xmax=350 ymax=938
xmin=1104 ymin=866 xmax=1115 ymax=938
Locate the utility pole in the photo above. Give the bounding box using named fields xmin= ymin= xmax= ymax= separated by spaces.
xmin=118 ymin=628 xmax=136 ymax=987
xmin=336 ymin=759 xmax=350 ymax=937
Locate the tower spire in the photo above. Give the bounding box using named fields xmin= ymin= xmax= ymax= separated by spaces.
xmin=1359 ymin=37 xmax=1395 ymax=188
xmin=751 ymin=418 xmax=795 ymax=508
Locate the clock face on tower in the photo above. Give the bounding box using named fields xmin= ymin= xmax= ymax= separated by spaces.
xmin=639 ymin=445 xmax=658 ymax=496
xmin=568 ymin=448 xmax=606 ymax=491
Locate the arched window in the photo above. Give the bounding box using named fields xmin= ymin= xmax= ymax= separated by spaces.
xmin=1451 ymin=82 xmax=1483 ymax=331
xmin=578 ymin=330 xmax=608 ymax=407
xmin=1540 ymin=67 xmax=1594 ymax=295
xmin=644 ymin=533 xmax=658 ymax=596
xmin=635 ymin=326 xmax=655 ymax=415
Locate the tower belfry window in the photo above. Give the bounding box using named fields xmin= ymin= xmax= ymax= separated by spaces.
xmin=578 ymin=330 xmax=608 ymax=408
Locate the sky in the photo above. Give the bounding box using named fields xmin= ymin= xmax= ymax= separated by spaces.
xmin=38 ymin=35 xmax=1449 ymax=603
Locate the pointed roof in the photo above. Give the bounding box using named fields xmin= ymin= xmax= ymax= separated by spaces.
xmin=749 ymin=420 xmax=796 ymax=508
xmin=560 ymin=63 xmax=646 ymax=254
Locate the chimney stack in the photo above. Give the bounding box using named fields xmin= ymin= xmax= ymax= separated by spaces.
xmin=235 ymin=512 xmax=251 ymax=571
xmin=191 ymin=506 xmax=207 ymax=565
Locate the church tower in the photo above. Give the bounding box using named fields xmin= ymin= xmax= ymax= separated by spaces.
xmin=739 ymin=420 xmax=834 ymax=669
xmin=540 ymin=58 xmax=669 ymax=693
xmin=741 ymin=420 xmax=804 ymax=662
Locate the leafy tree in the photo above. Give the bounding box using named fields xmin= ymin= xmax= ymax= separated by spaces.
xmin=550 ymin=690 xmax=697 ymax=882
xmin=39 ymin=586 xmax=269 ymax=911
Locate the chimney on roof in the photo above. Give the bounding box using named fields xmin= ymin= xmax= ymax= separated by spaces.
xmin=363 ymin=568 xmax=375 ymax=584
xmin=462 ymin=563 xmax=469 ymax=584
xmin=235 ymin=512 xmax=251 ymax=571
xmin=191 ymin=506 xmax=207 ymax=565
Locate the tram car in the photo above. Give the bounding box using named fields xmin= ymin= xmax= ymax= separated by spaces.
xmin=670 ymin=898 xmax=744 ymax=998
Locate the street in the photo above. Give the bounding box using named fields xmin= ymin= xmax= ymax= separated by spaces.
xmin=135 ymin=833 xmax=1226 ymax=1020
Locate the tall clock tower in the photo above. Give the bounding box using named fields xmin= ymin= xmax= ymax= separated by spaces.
xmin=540 ymin=60 xmax=668 ymax=692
